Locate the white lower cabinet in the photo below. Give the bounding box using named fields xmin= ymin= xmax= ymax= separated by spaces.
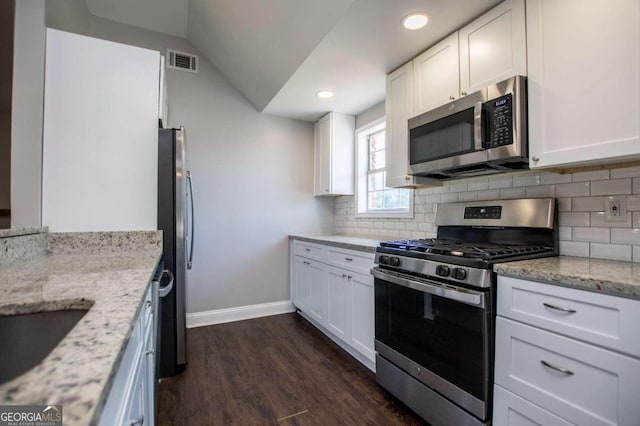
xmin=327 ymin=266 xmax=351 ymax=340
xmin=100 ymin=285 xmax=156 ymax=426
xmin=494 ymin=276 xmax=640 ymax=426
xmin=291 ymin=239 xmax=375 ymax=371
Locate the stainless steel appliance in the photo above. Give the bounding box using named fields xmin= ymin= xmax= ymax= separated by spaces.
xmin=409 ymin=75 xmax=528 ymax=179
xmin=157 ymin=126 xmax=195 ymax=377
xmin=373 ymin=198 xmax=558 ymax=426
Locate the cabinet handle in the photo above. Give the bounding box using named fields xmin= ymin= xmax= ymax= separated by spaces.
xmin=532 ymin=156 xmax=540 ymax=162
xmin=543 ymin=302 xmax=576 ymax=314
xmin=305 ymin=248 xmax=311 ymax=252
xmin=145 ymin=349 xmax=154 ymax=355
xmin=540 ymin=360 xmax=574 ymax=376
xmin=461 ymin=91 xmax=468 ymax=96
xmin=449 ymin=96 xmax=455 ymax=100
xmin=342 ymin=274 xmax=347 ymax=278
xmin=347 ymin=275 xmax=352 ymax=279
xmin=325 ymin=189 xmax=329 ymax=192
xmin=145 ymin=301 xmax=152 ymax=309
xmin=129 ymin=415 xmax=144 ymax=425
xmin=405 ymin=176 xmax=411 ymax=181
xmin=345 ymin=257 xmax=353 ymax=262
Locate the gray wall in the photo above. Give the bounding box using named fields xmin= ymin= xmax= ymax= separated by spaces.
xmin=11 ymin=0 xmax=46 ymax=227
xmin=44 ymin=10 xmax=335 ymax=313
xmin=355 ymin=101 xmax=384 ymax=129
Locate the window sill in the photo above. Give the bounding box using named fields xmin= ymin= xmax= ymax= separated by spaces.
xmin=354 ymin=211 xmax=413 ymax=219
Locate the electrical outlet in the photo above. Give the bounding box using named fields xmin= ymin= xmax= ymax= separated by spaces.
xmin=604 ymin=196 xmax=627 ymax=222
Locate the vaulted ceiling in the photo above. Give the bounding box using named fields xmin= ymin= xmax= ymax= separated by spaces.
xmin=84 ymin=0 xmax=502 ymax=121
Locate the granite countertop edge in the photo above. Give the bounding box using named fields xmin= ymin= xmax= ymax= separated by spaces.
xmin=0 ymin=247 xmax=163 ymax=425
xmin=289 ymin=234 xmax=383 ymax=253
xmin=495 ymin=256 xmax=640 ymax=300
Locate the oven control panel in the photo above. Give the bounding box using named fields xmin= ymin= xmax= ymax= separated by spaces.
xmin=464 ymin=205 xmax=502 ymax=219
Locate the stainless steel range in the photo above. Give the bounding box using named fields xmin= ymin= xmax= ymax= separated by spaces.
xmin=372 ymin=198 xmax=558 ymax=426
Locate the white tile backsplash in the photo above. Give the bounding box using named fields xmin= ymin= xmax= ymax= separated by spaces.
xmin=591 ymin=179 xmax=632 ymax=196
xmin=590 ymin=243 xmax=632 ymax=261
xmin=334 ymin=168 xmax=640 ymax=262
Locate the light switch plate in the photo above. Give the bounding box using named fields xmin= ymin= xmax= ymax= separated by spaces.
xmin=604 ymin=196 xmax=627 ymax=222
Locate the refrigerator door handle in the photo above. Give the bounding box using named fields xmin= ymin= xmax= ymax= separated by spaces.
xmin=159 ymin=269 xmax=175 ymax=298
xmin=187 ymin=170 xmax=195 ymax=270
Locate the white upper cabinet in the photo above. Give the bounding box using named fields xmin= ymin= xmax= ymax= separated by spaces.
xmin=413 ymin=33 xmax=460 ymax=116
xmin=527 ymin=0 xmax=640 ymax=169
xmin=385 ymin=62 xmax=442 ymax=188
xmin=411 ymin=0 xmax=526 ymax=116
xmin=313 ymin=112 xmax=355 ymax=196
xmin=459 ymin=0 xmax=526 ymax=94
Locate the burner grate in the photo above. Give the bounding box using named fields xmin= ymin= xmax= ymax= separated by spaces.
xmin=380 ymin=239 xmax=553 ymax=261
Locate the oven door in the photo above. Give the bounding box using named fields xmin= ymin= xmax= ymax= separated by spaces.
xmin=408 ymin=90 xmax=487 ymax=176
xmin=372 ymin=267 xmax=493 ymax=421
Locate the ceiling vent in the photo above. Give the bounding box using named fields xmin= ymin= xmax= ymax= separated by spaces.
xmin=167 ymin=49 xmax=198 ymax=74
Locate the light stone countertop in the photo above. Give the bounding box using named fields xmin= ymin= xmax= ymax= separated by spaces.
xmin=0 ymin=227 xmax=48 ymax=238
xmin=0 ymin=245 xmax=162 ymax=425
xmin=289 ymin=234 xmax=384 ymax=253
xmin=495 ymin=256 xmax=640 ymax=300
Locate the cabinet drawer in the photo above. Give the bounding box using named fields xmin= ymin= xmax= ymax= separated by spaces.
xmin=493 ymin=385 xmax=574 ymax=426
xmin=498 ymin=276 xmax=640 ymax=358
xmin=327 ymin=247 xmax=374 ymax=275
xmin=495 ymin=317 xmax=640 ymax=425
xmin=293 ymin=240 xmax=326 ymax=262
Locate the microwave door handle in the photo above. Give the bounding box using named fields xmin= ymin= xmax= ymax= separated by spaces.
xmin=473 ymin=101 xmax=483 ymax=151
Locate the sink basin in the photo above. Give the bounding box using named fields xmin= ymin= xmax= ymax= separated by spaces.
xmin=0 ymin=309 xmax=89 ymax=385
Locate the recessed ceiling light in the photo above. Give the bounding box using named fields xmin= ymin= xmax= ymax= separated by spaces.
xmin=316 ymin=90 xmax=333 ymax=99
xmin=402 ymin=13 xmax=429 ymax=30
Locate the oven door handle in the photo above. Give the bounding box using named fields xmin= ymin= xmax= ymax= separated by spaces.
xmin=371 ymin=268 xmax=486 ymax=308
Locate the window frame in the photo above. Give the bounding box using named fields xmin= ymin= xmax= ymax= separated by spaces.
xmin=354 ymin=117 xmax=413 ymax=219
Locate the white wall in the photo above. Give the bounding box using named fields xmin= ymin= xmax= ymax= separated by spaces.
xmin=46 ymin=13 xmax=335 ymax=312
xmin=11 ymin=0 xmax=46 ymax=227
xmin=355 ymin=101 xmax=384 ymax=129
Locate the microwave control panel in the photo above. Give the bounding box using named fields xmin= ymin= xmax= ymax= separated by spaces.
xmin=484 ymin=94 xmax=513 ymax=148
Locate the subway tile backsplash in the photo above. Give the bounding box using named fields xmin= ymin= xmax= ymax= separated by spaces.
xmin=334 ymin=167 xmax=640 ymax=262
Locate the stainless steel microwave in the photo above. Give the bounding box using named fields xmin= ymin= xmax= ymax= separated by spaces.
xmin=408 ymin=75 xmax=528 ymax=179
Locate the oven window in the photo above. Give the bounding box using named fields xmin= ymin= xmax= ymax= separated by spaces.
xmin=375 ymin=278 xmax=489 ymax=401
xmin=410 ymin=108 xmax=475 ymax=164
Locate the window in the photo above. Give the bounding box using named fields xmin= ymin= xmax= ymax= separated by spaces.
xmin=355 ymin=118 xmax=412 ymax=218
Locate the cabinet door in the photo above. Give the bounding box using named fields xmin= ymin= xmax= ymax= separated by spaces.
xmin=493 ymin=385 xmax=574 ymax=426
xmin=413 ymin=32 xmax=460 ymax=115
xmin=326 ymin=266 xmax=351 ymax=340
xmin=313 ymin=114 xmax=331 ymax=195
xmin=386 ymin=62 xmax=415 ymax=188
xmin=307 ymin=259 xmax=326 ymax=324
xmin=495 ymin=317 xmax=640 ymax=425
xmin=527 ymin=0 xmax=640 ymax=168
xmin=350 ymin=272 xmax=374 ymax=362
xmin=459 ymin=0 xmax=526 ymax=94
xmin=292 ymin=256 xmax=309 ymax=312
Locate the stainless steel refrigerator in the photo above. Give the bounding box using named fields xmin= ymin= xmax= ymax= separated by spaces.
xmin=158 ymin=126 xmax=194 ymax=377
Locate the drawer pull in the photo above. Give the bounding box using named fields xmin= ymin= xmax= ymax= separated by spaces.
xmin=543 ymin=302 xmax=576 ymax=314
xmin=305 ymin=248 xmax=311 ymax=252
xmin=342 ymin=274 xmax=347 ymax=278
xmin=345 ymin=257 xmax=353 ymax=261
xmin=540 ymin=360 xmax=574 ymax=376
xmin=129 ymin=415 xmax=144 ymax=425
xmin=347 ymin=275 xmax=352 ymax=279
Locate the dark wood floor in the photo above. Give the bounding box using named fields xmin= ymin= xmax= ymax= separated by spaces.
xmin=158 ymin=313 xmax=426 ymax=425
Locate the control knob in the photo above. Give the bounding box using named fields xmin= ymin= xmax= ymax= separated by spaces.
xmin=389 ymin=257 xmax=401 ymax=267
xmin=435 ymin=265 xmax=450 ymax=277
xmin=378 ymin=255 xmax=390 ymax=265
xmin=452 ymin=268 xmax=467 ymax=280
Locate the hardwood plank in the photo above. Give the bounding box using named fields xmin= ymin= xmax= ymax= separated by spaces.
xmin=158 ymin=313 xmax=426 ymax=425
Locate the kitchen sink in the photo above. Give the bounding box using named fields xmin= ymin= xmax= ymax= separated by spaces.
xmin=0 ymin=309 xmax=89 ymax=385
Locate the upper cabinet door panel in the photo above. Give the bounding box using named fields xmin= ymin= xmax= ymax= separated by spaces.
xmin=459 ymin=0 xmax=527 ymax=94
xmin=413 ymin=32 xmax=460 ymax=115
xmin=527 ymin=0 xmax=640 ymax=168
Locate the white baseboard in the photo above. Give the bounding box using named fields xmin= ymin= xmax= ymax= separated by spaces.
xmin=186 ymin=300 xmax=296 ymax=328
